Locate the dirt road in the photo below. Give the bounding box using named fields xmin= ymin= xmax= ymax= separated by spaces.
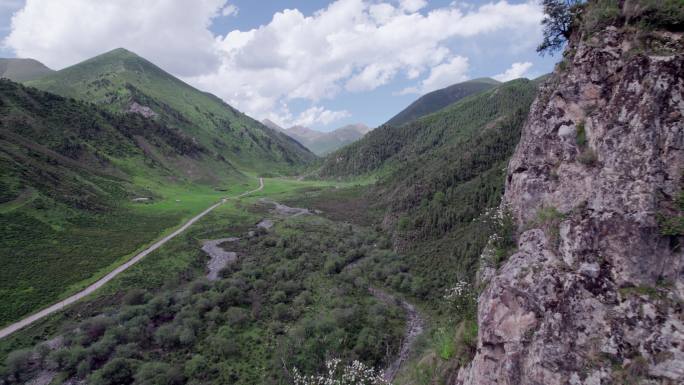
xmin=0 ymin=178 xmax=264 ymax=340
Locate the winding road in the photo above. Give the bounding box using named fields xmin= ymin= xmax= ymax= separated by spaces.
xmin=0 ymin=178 xmax=264 ymax=340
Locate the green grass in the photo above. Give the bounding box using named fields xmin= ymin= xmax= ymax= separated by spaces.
xmin=0 ymin=180 xmax=268 ymax=359
xmin=0 ymin=174 xmax=262 ymax=327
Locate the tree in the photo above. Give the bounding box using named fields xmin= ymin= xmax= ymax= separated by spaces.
xmin=537 ymin=0 xmax=584 ymax=55
xmin=134 ymin=362 xmax=184 ymax=385
xmin=5 ymin=348 xmax=33 ymax=380
xmin=89 ymin=358 xmax=137 ymax=385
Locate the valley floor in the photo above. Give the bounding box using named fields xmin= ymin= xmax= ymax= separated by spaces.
xmin=0 ymin=179 xmax=266 ymax=340
xmin=0 ymin=176 xmax=437 ymax=385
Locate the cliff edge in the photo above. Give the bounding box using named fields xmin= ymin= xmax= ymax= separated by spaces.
xmin=457 ymin=2 xmax=683 ymax=384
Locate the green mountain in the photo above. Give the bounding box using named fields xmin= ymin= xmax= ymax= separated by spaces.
xmin=0 ymin=58 xmax=54 ymax=82
xmin=385 ymin=78 xmax=500 ymax=127
xmin=264 ymin=120 xmax=371 ymax=155
xmin=0 ymin=47 xmax=316 ymax=329
xmin=319 ymin=78 xmax=539 ymax=286
xmin=0 ymin=78 xmax=255 ymax=326
xmin=26 ymin=48 xmax=315 ymax=172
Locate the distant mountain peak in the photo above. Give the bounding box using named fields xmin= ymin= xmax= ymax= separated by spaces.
xmin=266 ymin=121 xmax=371 ymax=155
xmin=0 ymin=58 xmax=54 ymax=82
xmin=261 ymin=119 xmax=284 ymax=131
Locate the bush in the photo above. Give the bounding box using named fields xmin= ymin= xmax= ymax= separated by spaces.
xmin=624 ymin=0 xmax=684 ymax=31
xmin=575 ymin=121 xmax=587 ymax=147
xmin=154 ymin=324 xmax=181 ymax=349
xmin=453 ymin=319 xmax=478 ymax=366
xmin=5 ymin=348 xmax=33 ymax=379
xmin=134 ymin=361 xmax=184 ymax=385
xmin=48 ymin=346 xmax=87 ymax=373
xmin=122 ymin=289 xmax=149 ymax=306
xmin=582 ymin=0 xmax=623 ymax=35
xmin=225 ymin=306 xmax=249 ymax=327
xmin=293 ymin=358 xmax=388 ymax=385
xmin=578 ymin=147 xmax=598 ymax=166
xmin=273 ymin=303 xmax=291 ymax=321
xmin=530 ymin=206 xmax=567 ymax=247
xmin=435 ymin=328 xmax=455 ymax=360
xmin=80 ymin=316 xmax=114 ymax=346
xmin=190 ymin=279 xmax=210 ymax=294
xmin=184 ymin=354 xmax=208 ymax=379
xmin=482 ymin=204 xmax=517 ymax=267
xmin=324 ymin=256 xmax=345 ymax=275
xmin=89 ymin=358 xmax=138 ymax=385
xmin=207 ymin=334 xmax=239 ymax=358
xmin=397 ymin=216 xmax=411 ymax=231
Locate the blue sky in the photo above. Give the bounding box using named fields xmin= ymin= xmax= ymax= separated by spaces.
xmin=0 ymin=0 xmax=558 ymax=131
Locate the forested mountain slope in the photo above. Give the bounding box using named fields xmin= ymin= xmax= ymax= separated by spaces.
xmin=319 ymin=78 xmax=538 ymax=291
xmin=0 ymin=58 xmax=53 ymax=82
xmin=26 ymin=48 xmax=315 ymax=172
xmin=385 ymin=78 xmax=499 ymax=127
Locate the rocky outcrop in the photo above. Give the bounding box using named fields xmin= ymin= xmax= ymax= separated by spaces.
xmin=456 ymin=19 xmax=683 ymax=385
xmin=127 ymin=101 xmax=158 ymax=118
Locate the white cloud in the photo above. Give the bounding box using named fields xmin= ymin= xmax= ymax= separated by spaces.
xmin=261 ymin=104 xmax=350 ymax=128
xmin=345 ymin=63 xmax=398 ymax=92
xmin=401 ymin=55 xmax=469 ymax=95
xmin=4 ymin=0 xmax=226 ymax=76
xmin=3 ymin=0 xmax=544 ymax=126
xmin=294 ymin=106 xmax=351 ymax=127
xmin=493 ymin=61 xmax=533 ymax=82
xmin=189 ymin=0 xmax=543 ymax=123
xmin=399 ymin=0 xmax=427 ymax=13
xmin=221 ymin=4 xmax=238 ymax=17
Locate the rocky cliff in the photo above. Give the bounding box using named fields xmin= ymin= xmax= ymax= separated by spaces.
xmin=456 ymin=6 xmax=683 ymax=385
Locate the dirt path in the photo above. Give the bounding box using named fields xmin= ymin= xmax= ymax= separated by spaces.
xmin=0 ymin=178 xmax=264 ymax=340
xmin=369 ymin=287 xmax=426 ymax=382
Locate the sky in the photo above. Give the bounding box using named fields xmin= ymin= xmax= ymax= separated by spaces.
xmin=0 ymin=0 xmax=558 ymax=131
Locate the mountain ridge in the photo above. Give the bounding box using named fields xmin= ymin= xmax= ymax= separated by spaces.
xmin=262 ymin=119 xmax=371 ymax=155
xmin=0 ymin=58 xmax=54 ymax=82
xmin=385 ymin=77 xmax=500 ymax=127
xmin=25 ymin=48 xmax=315 ymax=172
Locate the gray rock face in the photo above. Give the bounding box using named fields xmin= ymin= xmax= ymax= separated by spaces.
xmin=456 ymin=26 xmax=683 ymax=385
xmin=127 ymin=101 xmax=158 ymax=118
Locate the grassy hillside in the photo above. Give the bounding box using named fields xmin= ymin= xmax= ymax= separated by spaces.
xmin=385 ymin=78 xmax=500 ymax=127
xmin=0 ymin=79 xmax=255 ymax=326
xmin=26 ymin=48 xmax=315 ymax=172
xmin=0 ymin=58 xmax=54 ymax=82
